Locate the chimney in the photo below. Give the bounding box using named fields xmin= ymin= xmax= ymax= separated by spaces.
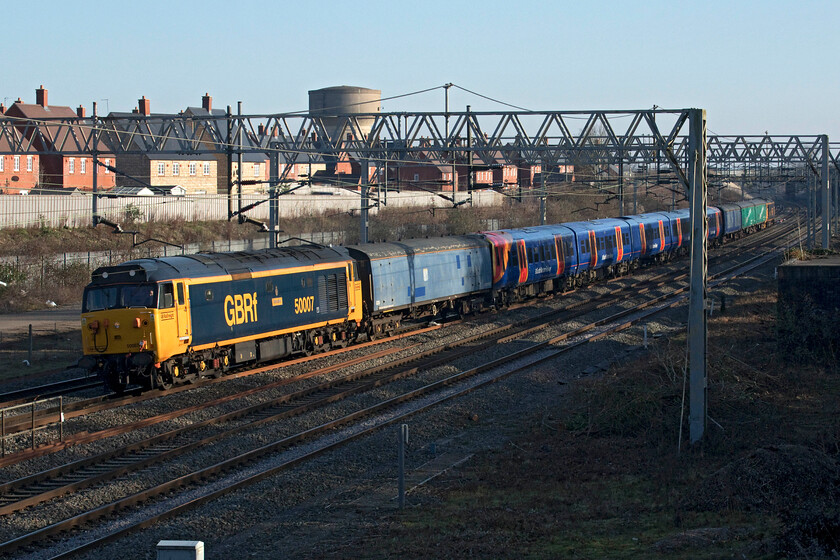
xmin=36 ymin=85 xmax=48 ymax=107
xmin=202 ymin=93 xmax=212 ymax=112
xmin=138 ymin=96 xmax=150 ymax=116
xmin=258 ymin=124 xmax=265 ymax=136
xmin=76 ymin=105 xmax=86 ymax=118
xmin=0 ymin=104 xmax=5 ymax=115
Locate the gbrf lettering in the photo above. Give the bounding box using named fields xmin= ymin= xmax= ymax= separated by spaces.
xmin=224 ymin=292 xmax=258 ymax=326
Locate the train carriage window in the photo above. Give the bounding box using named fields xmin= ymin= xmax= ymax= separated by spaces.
xmin=580 ymin=240 xmax=587 ymax=254
xmin=158 ymin=283 xmax=174 ymax=309
xmin=205 ymin=289 xmax=214 ymax=301
xmin=623 ymin=233 xmax=630 ymax=247
xmin=467 ymin=254 xmax=472 ymax=267
xmin=509 ymin=246 xmax=518 ymax=267
xmin=549 ymin=243 xmax=556 ymax=259
xmin=456 ymin=255 xmax=461 ymax=269
xmin=564 ymin=239 xmax=574 ymax=258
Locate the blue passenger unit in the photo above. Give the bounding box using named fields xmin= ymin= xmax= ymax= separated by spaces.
xmin=347 ymin=235 xmax=492 ymax=314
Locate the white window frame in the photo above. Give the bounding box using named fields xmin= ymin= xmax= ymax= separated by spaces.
xmin=189 ymin=163 xmax=196 ymax=176
xmin=26 ymin=155 xmax=33 ymax=172
xmin=68 ymin=158 xmax=74 ymax=174
xmin=173 ymin=162 xmax=180 ymax=176
xmin=0 ymin=157 xmax=4 ymax=172
xmin=80 ymin=158 xmax=86 ymax=174
xmin=203 ymin=162 xmax=210 ymax=175
xmin=13 ymin=156 xmax=20 ymax=172
xmin=104 ymin=159 xmax=110 ymax=173
xmin=254 ymin=162 xmax=260 ymax=177
xmin=157 ymin=162 xmax=165 ymax=176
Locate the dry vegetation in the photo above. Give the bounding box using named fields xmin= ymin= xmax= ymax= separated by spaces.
xmin=327 ymin=276 xmax=839 ymax=558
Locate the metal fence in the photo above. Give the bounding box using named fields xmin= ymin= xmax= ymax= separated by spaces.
xmin=0 ymin=189 xmax=504 ymax=229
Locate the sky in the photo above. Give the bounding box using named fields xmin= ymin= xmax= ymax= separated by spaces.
xmin=2 ymin=0 xmax=838 ymax=139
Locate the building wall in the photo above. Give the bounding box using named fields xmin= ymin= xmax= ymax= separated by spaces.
xmin=62 ymin=155 xmax=117 ymax=190
xmin=150 ymin=158 xmax=219 ymax=194
xmin=231 ymin=160 xmax=268 ymax=194
xmin=0 ymin=154 xmax=40 ymax=193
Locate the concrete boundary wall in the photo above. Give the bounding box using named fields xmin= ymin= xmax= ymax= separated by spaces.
xmin=0 ymin=188 xmax=503 ymax=229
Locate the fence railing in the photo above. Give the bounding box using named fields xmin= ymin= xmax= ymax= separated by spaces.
xmin=0 ymin=189 xmax=503 ymax=229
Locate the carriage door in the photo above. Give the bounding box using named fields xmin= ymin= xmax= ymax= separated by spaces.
xmin=173 ymin=282 xmax=191 ymax=346
xmin=554 ymin=235 xmax=565 ymax=276
xmin=516 ymin=239 xmax=528 ymax=284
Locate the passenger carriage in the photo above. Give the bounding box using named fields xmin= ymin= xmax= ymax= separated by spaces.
xmin=346 ymin=236 xmax=493 ymax=335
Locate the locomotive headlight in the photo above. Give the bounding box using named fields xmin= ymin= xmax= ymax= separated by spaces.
xmin=114 ymin=322 xmax=120 ymax=329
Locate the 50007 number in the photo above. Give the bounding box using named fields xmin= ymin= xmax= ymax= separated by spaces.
xmin=294 ymin=296 xmax=314 ymax=314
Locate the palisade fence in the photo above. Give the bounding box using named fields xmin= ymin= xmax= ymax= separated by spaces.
xmin=0 ymin=230 xmax=347 ymax=286
xmin=0 ymin=190 xmax=504 ymax=229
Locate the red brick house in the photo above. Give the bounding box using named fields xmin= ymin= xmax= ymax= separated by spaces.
xmin=4 ymin=86 xmax=116 ymax=191
xmin=0 ymin=106 xmax=40 ymax=193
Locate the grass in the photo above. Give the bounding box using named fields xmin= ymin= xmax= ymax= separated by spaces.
xmin=327 ymin=272 xmax=839 ymax=559
xmin=0 ymin=329 xmax=82 ymax=380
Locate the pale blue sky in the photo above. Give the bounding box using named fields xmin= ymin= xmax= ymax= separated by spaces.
xmin=3 ymin=0 xmax=838 ymax=138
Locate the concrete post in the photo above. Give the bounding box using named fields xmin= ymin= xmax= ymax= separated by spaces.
xmin=688 ymin=109 xmax=708 ymax=444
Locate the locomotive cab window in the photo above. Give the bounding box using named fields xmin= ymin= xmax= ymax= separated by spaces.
xmin=158 ymin=283 xmax=175 ymax=309
xmin=176 ymin=283 xmax=185 ymax=305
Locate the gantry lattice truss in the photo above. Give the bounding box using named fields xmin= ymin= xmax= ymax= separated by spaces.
xmin=0 ymin=108 xmax=833 ymax=445
xmin=1 ymin=110 xmax=837 ymax=178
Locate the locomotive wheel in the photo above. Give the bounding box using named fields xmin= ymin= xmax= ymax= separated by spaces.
xmin=156 ymin=368 xmax=173 ymax=390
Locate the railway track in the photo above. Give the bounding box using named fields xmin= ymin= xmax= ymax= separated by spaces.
xmin=0 ymin=216 xmax=795 ymax=461
xmin=0 ymin=220 xmax=797 ymax=558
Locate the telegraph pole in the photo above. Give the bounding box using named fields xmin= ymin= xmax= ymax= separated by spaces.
xmin=269 ymin=142 xmax=279 ymax=249
xmin=822 ymin=135 xmax=831 ymax=248
xmin=237 ymin=101 xmax=243 ymax=218
xmin=445 ymin=83 xmax=455 ymax=194
xmin=360 ymin=157 xmax=369 ymax=243
xmin=226 ymin=105 xmax=233 ymax=219
xmin=91 ymin=102 xmax=98 ymax=226
xmin=539 ymin=156 xmax=546 ymax=225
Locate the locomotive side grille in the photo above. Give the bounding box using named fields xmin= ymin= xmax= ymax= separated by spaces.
xmin=318 ymin=271 xmax=348 ymax=313
xmin=336 ymin=271 xmax=348 ymax=309
xmin=327 ymin=274 xmax=339 ymax=311
xmin=318 ymin=276 xmax=328 ymax=312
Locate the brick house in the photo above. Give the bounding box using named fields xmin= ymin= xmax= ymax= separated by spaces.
xmin=0 ymin=110 xmax=40 ymax=193
xmin=183 ymin=95 xmax=268 ymax=195
xmin=109 ymin=97 xmax=218 ymax=195
xmin=4 ymin=86 xmax=116 ymax=191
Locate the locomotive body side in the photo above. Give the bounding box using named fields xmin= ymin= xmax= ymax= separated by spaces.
xmin=80 ymin=245 xmax=360 ymax=391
